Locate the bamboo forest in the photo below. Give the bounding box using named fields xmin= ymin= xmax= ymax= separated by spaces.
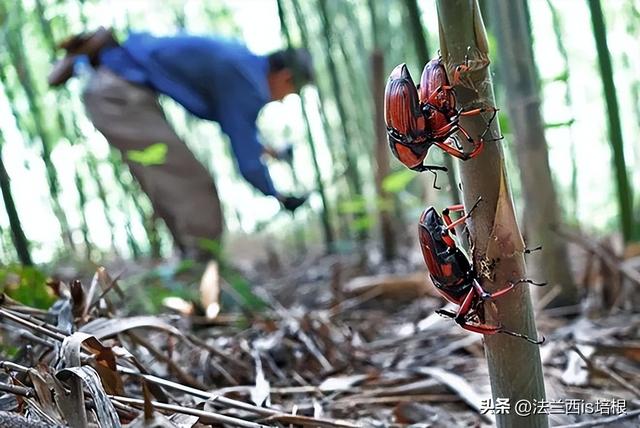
xmin=0 ymin=0 xmax=639 ymax=427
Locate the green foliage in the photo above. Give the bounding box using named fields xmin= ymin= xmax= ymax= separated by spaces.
xmin=498 ymin=112 xmax=510 ymax=135
xmin=0 ymin=343 xmax=19 ymax=359
xmin=351 ymin=215 xmax=373 ymax=231
xmin=382 ymin=169 xmax=417 ymax=193
xmin=219 ymin=267 xmax=267 ymax=311
xmin=126 ymin=143 xmax=168 ymax=166
xmin=0 ymin=264 xmax=55 ymax=309
xmin=198 ymin=238 xmax=266 ymax=311
xmin=338 ymin=196 xmax=367 ymax=214
xmin=123 ymin=268 xmax=199 ymax=314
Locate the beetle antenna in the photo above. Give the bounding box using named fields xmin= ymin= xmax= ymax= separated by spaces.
xmin=499 ymin=328 xmax=545 ymax=345
xmin=430 ymin=169 xmax=441 ymax=190
xmin=467 ymin=196 xmax=483 ymax=216
xmin=524 ymin=245 xmax=543 ymax=254
xmin=515 ymin=278 xmax=547 ymax=287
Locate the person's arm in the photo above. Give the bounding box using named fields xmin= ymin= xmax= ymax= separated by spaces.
xmin=218 ymin=110 xmax=278 ymax=197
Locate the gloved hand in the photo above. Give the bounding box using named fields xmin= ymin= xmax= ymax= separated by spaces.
xmin=278 ymin=193 xmax=308 ymax=213
xmin=264 ymin=144 xmax=294 ymax=163
xmin=276 ymin=145 xmax=294 ymax=164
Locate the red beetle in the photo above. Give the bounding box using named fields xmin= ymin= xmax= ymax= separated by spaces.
xmin=384 ymin=58 xmax=498 ymax=183
xmin=418 ymin=199 xmax=545 ymax=344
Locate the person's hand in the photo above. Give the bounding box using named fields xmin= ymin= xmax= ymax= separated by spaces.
xmin=264 ymin=144 xmax=294 ymax=163
xmin=277 ymin=193 xmax=308 ymax=213
xmin=275 ymin=145 xmax=294 ymax=163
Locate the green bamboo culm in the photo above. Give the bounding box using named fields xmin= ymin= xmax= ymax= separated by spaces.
xmin=368 ymin=0 xmax=397 ymax=261
xmin=3 ymin=1 xmax=76 ymax=252
xmin=290 ymin=0 xmax=352 ymax=242
xmin=491 ymin=1 xmax=577 ymax=308
xmin=587 ymin=0 xmax=635 ymax=242
xmin=316 ymin=0 xmax=368 ymax=241
xmin=0 ymin=133 xmax=32 ymax=266
xmin=34 ymin=0 xmax=97 ymax=258
xmin=435 ymin=1 xmax=548 ymax=427
xmin=545 ymin=0 xmax=580 ymax=222
xmin=276 ymin=0 xmax=335 ymax=253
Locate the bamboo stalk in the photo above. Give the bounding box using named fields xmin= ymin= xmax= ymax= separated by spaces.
xmin=545 ymin=0 xmax=580 ymax=222
xmin=435 ymin=1 xmax=548 ymax=427
xmin=276 ymin=0 xmax=335 ymax=252
xmin=316 ymin=0 xmax=367 ymax=240
xmin=290 ymin=0 xmax=352 ymax=241
xmin=4 ymin=1 xmax=76 ymax=252
xmin=0 ymin=133 xmax=32 ymax=265
xmin=491 ymin=1 xmax=577 ymax=307
xmin=587 ymin=0 xmax=635 ymax=242
xmin=368 ymin=0 xmax=396 ymax=260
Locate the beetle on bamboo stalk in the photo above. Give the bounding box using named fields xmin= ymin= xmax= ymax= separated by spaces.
xmin=418 ymin=198 xmax=545 ymax=344
xmin=384 ymin=56 xmax=498 ymax=186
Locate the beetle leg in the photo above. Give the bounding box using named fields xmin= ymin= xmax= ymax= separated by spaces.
xmin=423 ymin=84 xmax=455 ymax=106
xmin=442 ymin=197 xmax=482 ymax=233
xmin=452 ymin=126 xmax=486 ymax=159
xmin=430 ymin=121 xmax=460 ymax=141
xmin=432 ymin=118 xmax=464 ymax=138
xmin=436 ymin=308 xmax=545 ymax=344
xmin=453 ymin=289 xmax=477 ymax=323
xmin=441 ymin=204 xmax=463 ymax=235
xmin=478 ymin=107 xmax=500 ymax=141
xmin=434 ymin=141 xmax=473 ymax=160
xmin=411 ymin=164 xmax=448 ymax=189
xmin=462 ymin=321 xmax=545 ymax=344
xmin=475 ymin=278 xmax=548 ymax=302
xmin=458 ymin=105 xmax=499 ymax=118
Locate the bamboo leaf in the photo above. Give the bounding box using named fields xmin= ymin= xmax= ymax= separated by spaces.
xmin=126 ymin=143 xmax=168 ymax=166
xmin=382 ymin=169 xmax=417 ymax=193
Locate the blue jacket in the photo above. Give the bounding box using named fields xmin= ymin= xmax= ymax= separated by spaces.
xmin=100 ymin=32 xmax=277 ymax=196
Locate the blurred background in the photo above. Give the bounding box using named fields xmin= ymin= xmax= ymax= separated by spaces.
xmin=0 ymin=0 xmax=638 ymax=277
xmin=0 ymin=2 xmax=639 ymax=426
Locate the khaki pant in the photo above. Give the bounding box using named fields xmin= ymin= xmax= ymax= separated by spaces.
xmin=83 ymin=68 xmax=223 ymax=255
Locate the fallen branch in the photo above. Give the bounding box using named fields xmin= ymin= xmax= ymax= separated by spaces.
xmin=110 ymin=395 xmax=267 ymax=428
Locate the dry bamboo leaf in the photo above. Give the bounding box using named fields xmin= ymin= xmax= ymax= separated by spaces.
xmin=57 ymin=366 xmax=121 ymax=428
xmin=561 ymin=345 xmax=594 ymax=386
xmin=83 ymin=271 xmax=101 ymax=319
xmin=126 ymin=413 xmax=179 ymax=428
xmin=250 ymin=350 xmax=271 ymax=407
xmin=259 ymin=413 xmax=362 ymax=428
xmin=318 ymin=374 xmax=368 ymax=392
xmin=51 ymin=369 xmax=87 ymax=428
xmin=52 ymin=297 xmax=73 ymax=335
xmin=80 ymin=316 xmax=182 ymax=339
xmin=342 ymin=272 xmax=433 ymax=298
xmin=58 ymin=332 xmax=124 ymax=395
xmin=0 ymin=411 xmax=53 ymax=428
xmin=28 ymin=368 xmax=63 ymax=424
xmin=393 ymin=402 xmax=457 ymax=426
xmin=415 ymin=367 xmax=493 ymax=424
xmin=199 ymin=261 xmax=220 ymax=320
xmin=162 ymin=297 xmax=194 ymax=316
xmin=126 ymin=383 xmax=178 ymax=428
xmin=167 ymin=414 xmax=199 ymax=427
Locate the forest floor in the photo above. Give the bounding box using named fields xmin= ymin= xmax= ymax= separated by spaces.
xmin=0 ymin=235 xmax=639 ymax=427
